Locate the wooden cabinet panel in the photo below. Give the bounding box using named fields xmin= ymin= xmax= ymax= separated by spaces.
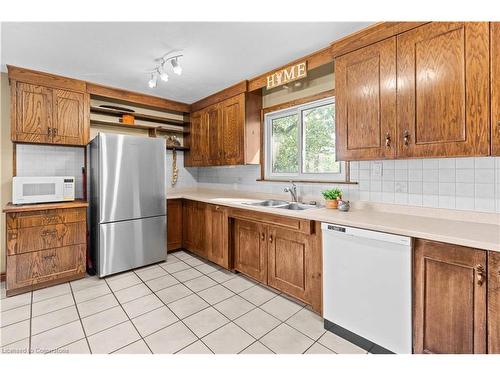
xmin=52 ymin=89 xmax=87 ymax=145
xmin=6 ymin=208 xmax=86 ymax=230
xmin=222 ymin=94 xmax=245 ymax=165
xmin=413 ymin=239 xmax=487 ymax=354
xmin=206 ymin=104 xmax=223 ymax=165
xmin=6 ymin=244 xmax=86 ymax=291
xmin=7 ymin=221 xmax=86 ymax=255
xmin=488 ymin=251 xmax=500 ymax=354
xmin=397 ymin=22 xmax=490 ymax=158
xmin=206 ymin=204 xmax=229 ymax=268
xmin=167 ymin=199 xmax=183 ymax=252
xmin=229 ymin=207 xmax=313 ymax=234
xmin=185 ymin=111 xmax=206 ymax=166
xmin=336 ymin=37 xmax=397 ymax=160
xmin=492 ymin=22 xmax=500 ymax=156
xmin=13 ymin=82 xmax=53 ymax=144
xmin=267 ymin=226 xmax=309 ymax=302
xmin=182 ymin=200 xmax=206 ymax=257
xmin=233 ymin=219 xmax=267 ymax=283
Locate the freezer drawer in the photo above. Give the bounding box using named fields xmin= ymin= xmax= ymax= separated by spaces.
xmin=98 ymin=215 xmax=166 ymax=277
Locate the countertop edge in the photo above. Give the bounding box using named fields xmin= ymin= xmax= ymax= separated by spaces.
xmin=3 ymin=200 xmax=89 ymax=213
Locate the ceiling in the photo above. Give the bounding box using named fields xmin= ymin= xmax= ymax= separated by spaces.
xmin=1 ymin=22 xmax=372 ymax=103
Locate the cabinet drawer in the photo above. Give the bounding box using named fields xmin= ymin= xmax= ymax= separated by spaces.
xmin=7 ymin=221 xmax=86 ymax=255
xmin=229 ymin=207 xmax=313 ymax=234
xmin=6 ymin=244 xmax=86 ymax=291
xmin=7 ymin=208 xmax=86 ymax=229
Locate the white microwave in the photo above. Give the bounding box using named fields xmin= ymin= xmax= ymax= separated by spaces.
xmin=12 ymin=176 xmax=76 ymax=205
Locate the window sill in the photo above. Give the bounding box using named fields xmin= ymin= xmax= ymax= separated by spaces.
xmin=256 ymin=179 xmax=358 ymax=185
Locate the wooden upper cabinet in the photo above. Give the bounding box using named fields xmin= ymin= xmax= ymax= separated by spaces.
xmin=488 ymin=251 xmax=500 ymax=354
xmin=206 ymin=104 xmax=223 ymax=165
xmin=335 ymin=37 xmax=397 ymax=160
xmin=397 ymin=22 xmax=490 ymax=158
xmin=12 ymin=82 xmax=53 ymax=144
xmin=491 ymin=22 xmax=500 ymax=156
xmin=222 ymin=93 xmax=245 ymax=165
xmin=413 ymin=239 xmax=487 ymax=354
xmin=185 ymin=111 xmax=206 ymax=166
xmin=52 ymin=89 xmax=88 ymax=145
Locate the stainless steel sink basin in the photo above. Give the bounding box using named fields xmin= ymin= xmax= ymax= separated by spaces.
xmin=277 ymin=203 xmax=317 ymax=210
xmin=245 ymin=200 xmax=289 ymax=207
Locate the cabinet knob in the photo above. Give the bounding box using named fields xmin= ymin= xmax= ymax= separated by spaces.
xmin=403 ymin=130 xmax=410 ymax=146
xmin=476 ymin=264 xmax=485 ymax=286
xmin=385 ymin=133 xmax=391 ymax=147
xmin=47 ymin=127 xmax=52 ymax=136
xmin=269 ymin=234 xmax=273 ymax=243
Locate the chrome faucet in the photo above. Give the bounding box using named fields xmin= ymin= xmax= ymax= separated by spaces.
xmin=284 ymin=182 xmax=298 ymax=202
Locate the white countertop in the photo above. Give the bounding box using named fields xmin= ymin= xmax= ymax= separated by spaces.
xmin=167 ymin=188 xmax=500 ymax=252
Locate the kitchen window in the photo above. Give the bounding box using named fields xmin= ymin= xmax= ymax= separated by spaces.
xmin=264 ymin=97 xmax=346 ymax=181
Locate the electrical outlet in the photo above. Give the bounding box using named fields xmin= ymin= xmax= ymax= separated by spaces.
xmin=372 ymin=161 xmax=383 ymax=178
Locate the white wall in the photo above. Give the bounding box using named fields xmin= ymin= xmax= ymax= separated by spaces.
xmin=195 ymin=156 xmax=500 ymax=213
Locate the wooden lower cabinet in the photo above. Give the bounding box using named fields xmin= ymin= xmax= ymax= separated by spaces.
xmin=233 ymin=219 xmax=268 ymax=283
xmin=167 ymin=199 xmax=183 ymax=251
xmin=206 ymin=204 xmax=229 ymax=268
xmin=413 ymin=239 xmax=487 ymax=354
xmin=488 ymin=251 xmax=500 ymax=354
xmin=4 ymin=204 xmax=87 ymax=296
xmin=267 ymin=226 xmax=310 ymax=302
xmin=182 ymin=200 xmax=206 ymax=258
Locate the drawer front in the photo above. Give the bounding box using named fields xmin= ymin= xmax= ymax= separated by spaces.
xmin=7 ymin=208 xmax=86 ymax=229
xmin=229 ymin=207 xmax=313 ymax=234
xmin=6 ymin=244 xmax=86 ymax=291
xmin=7 ymin=221 xmax=86 ymax=255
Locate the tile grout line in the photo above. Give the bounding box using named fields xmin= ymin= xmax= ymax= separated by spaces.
xmin=68 ymin=281 xmax=92 ymax=354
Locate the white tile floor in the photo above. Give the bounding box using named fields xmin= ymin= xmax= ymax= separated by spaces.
xmin=0 ymin=250 xmax=367 ymax=354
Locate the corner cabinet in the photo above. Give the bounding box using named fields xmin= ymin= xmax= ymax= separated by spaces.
xmin=9 ymin=67 xmax=89 ymax=146
xmin=184 ymin=91 xmax=262 ymax=167
xmin=335 ymin=22 xmax=492 ymax=160
xmin=492 ymin=22 xmax=500 ymax=156
xmin=413 ymin=239 xmax=487 ymax=354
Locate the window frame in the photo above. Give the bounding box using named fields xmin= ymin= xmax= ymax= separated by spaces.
xmin=264 ymin=96 xmax=346 ymax=182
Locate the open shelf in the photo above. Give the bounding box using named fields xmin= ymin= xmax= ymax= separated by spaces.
xmin=90 ymin=106 xmax=188 ymax=126
xmin=90 ymin=119 xmax=189 ymax=135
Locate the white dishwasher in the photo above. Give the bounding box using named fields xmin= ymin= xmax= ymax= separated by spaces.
xmin=321 ymin=223 xmax=412 ymax=354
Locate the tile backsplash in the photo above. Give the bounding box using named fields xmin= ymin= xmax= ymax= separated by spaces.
xmin=16 ymin=144 xmax=86 ymax=199
xmin=193 ymin=157 xmax=500 ymax=213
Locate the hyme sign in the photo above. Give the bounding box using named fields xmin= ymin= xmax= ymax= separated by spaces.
xmin=266 ymin=61 xmax=307 ymax=90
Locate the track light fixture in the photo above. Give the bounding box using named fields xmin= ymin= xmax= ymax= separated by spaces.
xmin=147 ymin=53 xmax=183 ymax=88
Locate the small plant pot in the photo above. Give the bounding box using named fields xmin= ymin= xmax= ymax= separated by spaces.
xmin=325 ymin=199 xmax=339 ymax=209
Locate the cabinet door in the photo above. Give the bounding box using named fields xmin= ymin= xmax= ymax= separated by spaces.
xmin=488 ymin=251 xmax=500 ymax=354
xmin=492 ymin=22 xmax=500 ymax=156
xmin=397 ymin=22 xmax=490 ymax=158
xmin=206 ymin=204 xmax=229 ymax=268
xmin=52 ymin=89 xmax=87 ymax=145
xmin=233 ymin=219 xmax=267 ymax=283
xmin=413 ymin=239 xmax=487 ymax=354
xmin=182 ymin=200 xmax=206 ymax=257
xmin=186 ymin=111 xmax=206 ymax=166
xmin=206 ymin=104 xmax=223 ymax=165
xmin=267 ymin=226 xmax=309 ymax=302
xmin=167 ymin=199 xmax=183 ymax=252
xmin=13 ymin=82 xmax=53 ymax=143
xmin=221 ymin=94 xmax=245 ymax=165
xmin=335 ymin=37 xmax=397 ymax=160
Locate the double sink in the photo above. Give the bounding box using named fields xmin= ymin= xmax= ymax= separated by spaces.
xmin=244 ymin=199 xmax=317 ymax=211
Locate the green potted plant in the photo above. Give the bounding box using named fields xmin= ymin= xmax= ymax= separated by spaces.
xmin=322 ymin=188 xmax=343 ymax=209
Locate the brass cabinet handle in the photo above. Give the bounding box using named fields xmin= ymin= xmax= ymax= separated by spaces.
xmin=269 ymin=234 xmax=273 ymax=243
xmin=43 ymin=254 xmax=55 ymax=260
xmin=476 ymin=264 xmax=485 ymax=286
xmin=47 ymin=127 xmax=52 ymax=136
xmin=403 ymin=130 xmax=410 ymax=146
xmin=385 ymin=133 xmax=391 ymax=147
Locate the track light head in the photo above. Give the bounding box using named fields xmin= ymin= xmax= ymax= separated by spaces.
xmin=148 ymin=72 xmax=157 ymax=88
xmin=171 ymin=58 xmax=182 ymax=75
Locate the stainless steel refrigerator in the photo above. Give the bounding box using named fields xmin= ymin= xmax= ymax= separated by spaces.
xmin=88 ymin=133 xmax=166 ymax=277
